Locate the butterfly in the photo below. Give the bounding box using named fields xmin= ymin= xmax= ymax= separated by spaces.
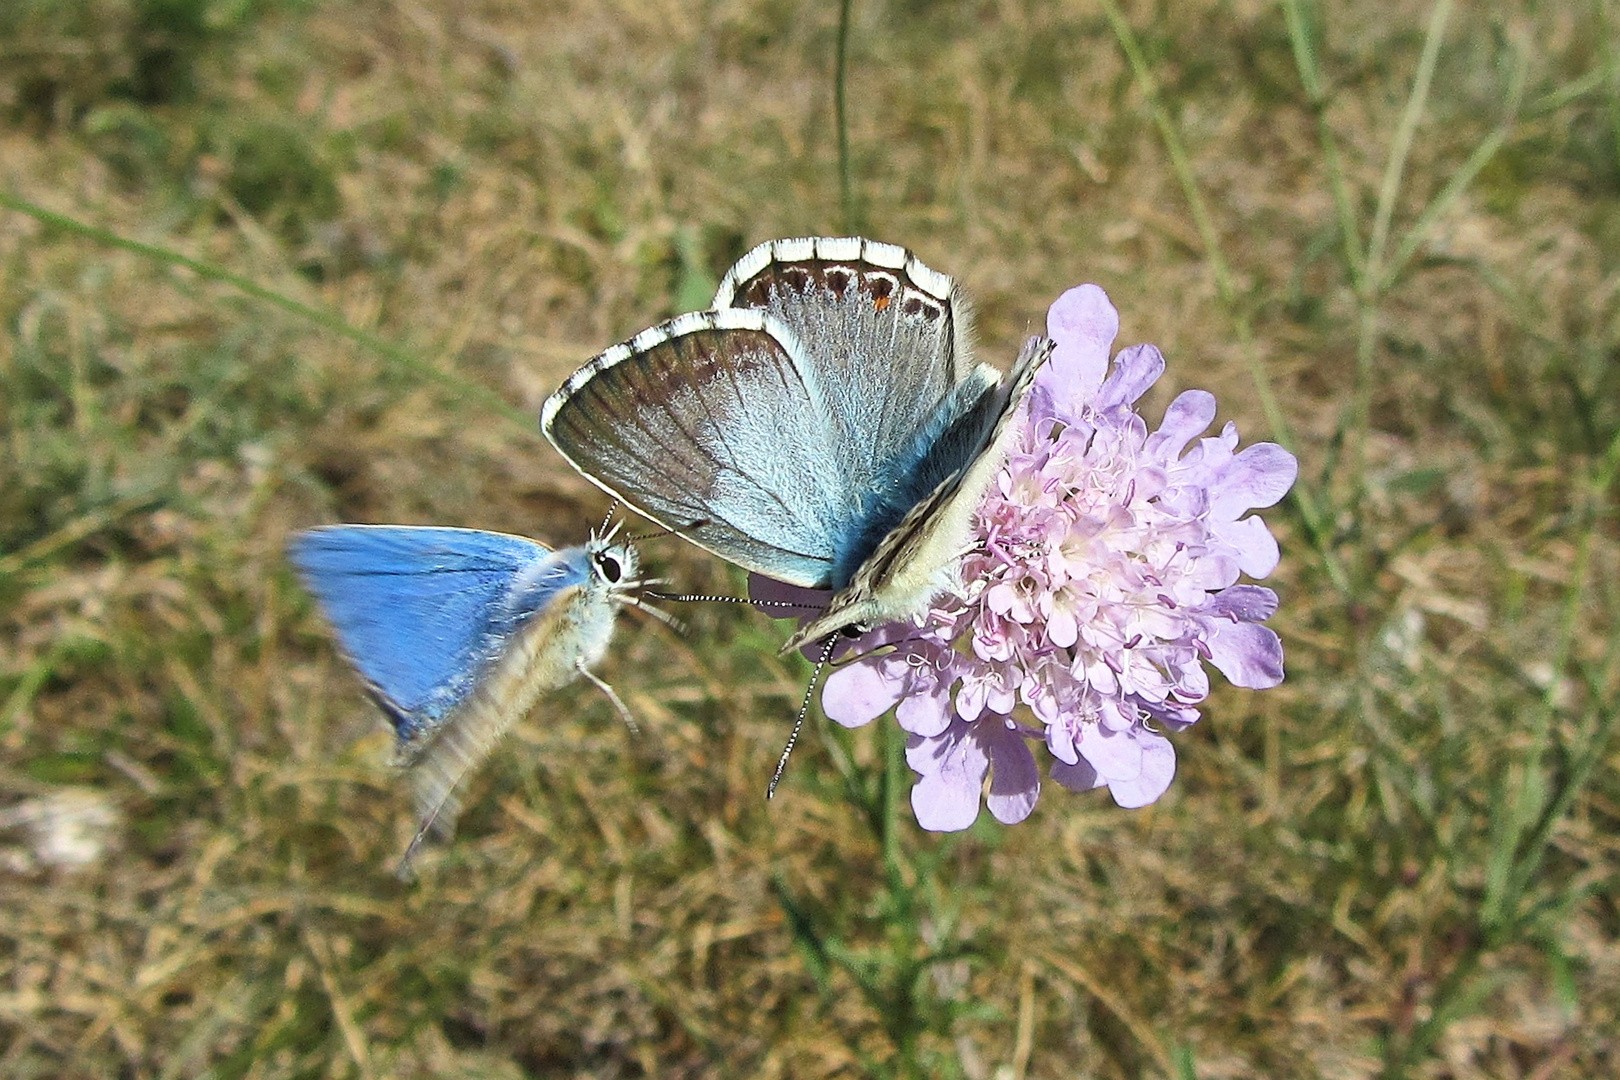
xmin=541 ymin=236 xmax=1051 ymax=652
xmin=287 ymin=524 xmax=650 ymax=864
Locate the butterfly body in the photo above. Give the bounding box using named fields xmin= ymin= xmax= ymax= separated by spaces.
xmin=542 ymin=237 xmax=1048 ymax=650
xmin=288 ymin=525 xmax=639 ymax=832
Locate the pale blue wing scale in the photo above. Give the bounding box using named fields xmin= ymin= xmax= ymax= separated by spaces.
xmin=830 ymin=365 xmax=1001 ymax=584
xmin=287 ymin=526 xmax=590 ymax=743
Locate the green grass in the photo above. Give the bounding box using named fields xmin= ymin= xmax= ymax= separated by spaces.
xmin=3 ymin=0 xmax=1619 ymax=1077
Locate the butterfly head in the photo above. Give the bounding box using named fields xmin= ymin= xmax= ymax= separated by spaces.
xmin=586 ymin=526 xmax=683 ymax=632
xmin=584 ymin=522 xmax=641 ymax=597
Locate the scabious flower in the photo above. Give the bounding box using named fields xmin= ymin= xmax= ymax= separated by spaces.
xmin=757 ymin=284 xmax=1297 ymax=831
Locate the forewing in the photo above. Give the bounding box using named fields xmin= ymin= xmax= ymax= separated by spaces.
xmin=288 ymin=526 xmax=584 ymax=742
xmin=542 ymin=308 xmax=854 ymax=588
xmin=715 ymin=237 xmax=975 ymax=499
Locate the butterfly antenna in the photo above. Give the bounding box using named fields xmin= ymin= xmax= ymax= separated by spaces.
xmin=626 ymin=517 xmax=709 ymax=543
xmin=577 ymin=660 xmax=639 ymax=734
xmin=598 ymin=501 xmax=620 ymax=534
xmin=645 ymin=590 xmax=824 ymax=613
xmin=766 ymin=635 xmax=838 ymax=799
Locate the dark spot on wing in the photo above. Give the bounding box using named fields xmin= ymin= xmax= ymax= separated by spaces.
xmin=742 ymin=279 xmax=772 ymax=307
xmin=869 ymin=274 xmax=894 ymax=311
xmin=896 ymin=288 xmax=944 ymax=322
xmin=780 ymin=266 xmax=812 ymax=293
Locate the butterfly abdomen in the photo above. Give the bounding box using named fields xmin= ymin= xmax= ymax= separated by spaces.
xmin=403 ymin=580 xmax=608 ymax=831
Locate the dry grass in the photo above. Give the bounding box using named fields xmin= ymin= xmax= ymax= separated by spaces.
xmin=2 ymin=0 xmax=1618 ymax=1077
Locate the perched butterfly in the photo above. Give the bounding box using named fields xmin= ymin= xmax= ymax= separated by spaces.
xmin=288 ymin=524 xmax=651 ymax=865
xmin=541 ymin=236 xmax=1050 ymax=653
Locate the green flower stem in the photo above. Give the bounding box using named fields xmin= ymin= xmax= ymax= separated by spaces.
xmin=1393 ymin=434 xmax=1620 ymax=1080
xmin=1603 ymin=0 xmax=1620 ymax=177
xmin=1492 ymin=431 xmax=1620 ymax=920
xmin=1381 ymin=51 xmax=1527 ymax=292
xmin=1349 ymin=0 xmax=1451 ymax=541
xmin=1365 ymin=0 xmax=1453 ymax=291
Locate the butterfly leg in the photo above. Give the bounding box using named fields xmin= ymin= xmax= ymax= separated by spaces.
xmin=577 ymin=660 xmax=639 ymax=734
xmin=396 ymin=801 xmax=452 ymax=881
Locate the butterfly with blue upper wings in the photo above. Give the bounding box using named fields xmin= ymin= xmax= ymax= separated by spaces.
xmin=288 ymin=525 xmax=648 ymax=860
xmin=541 ymin=236 xmax=1051 ymax=651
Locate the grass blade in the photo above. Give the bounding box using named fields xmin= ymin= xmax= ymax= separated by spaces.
xmin=0 ymin=191 xmax=538 ymax=432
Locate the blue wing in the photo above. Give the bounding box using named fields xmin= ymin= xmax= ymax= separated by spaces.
xmin=287 ymin=526 xmax=590 ymax=743
xmin=542 ymin=238 xmax=1008 ymax=592
xmin=543 ymin=309 xmax=853 ymax=588
xmin=830 ymin=366 xmax=1003 ymax=586
xmin=713 ymin=236 xmax=976 ymax=494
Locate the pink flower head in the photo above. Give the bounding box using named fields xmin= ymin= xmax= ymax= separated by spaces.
xmin=755 ymin=284 xmax=1297 ymax=831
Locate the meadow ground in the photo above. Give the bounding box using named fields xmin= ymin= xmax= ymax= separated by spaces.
xmin=2 ymin=1 xmax=1618 ymax=1077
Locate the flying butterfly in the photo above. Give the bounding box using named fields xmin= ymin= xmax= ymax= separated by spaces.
xmin=288 ymin=524 xmax=655 ymax=868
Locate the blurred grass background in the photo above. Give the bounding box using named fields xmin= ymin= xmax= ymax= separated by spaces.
xmin=2 ymin=0 xmax=1618 ymax=1077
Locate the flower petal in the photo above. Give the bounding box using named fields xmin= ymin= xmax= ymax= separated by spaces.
xmin=1185 ymin=551 xmax=1241 ymax=591
xmin=985 ymin=725 xmax=1040 ymax=825
xmin=1214 ymin=515 xmax=1282 ymax=578
xmin=1147 ymin=389 xmax=1216 ymax=461
xmin=1078 ymin=725 xmax=1142 ymax=781
xmin=957 ymin=677 xmax=988 ymax=721
xmin=1206 ymin=584 xmax=1279 ymax=623
xmin=906 ymin=727 xmax=989 ymax=832
xmin=1204 ymin=620 xmax=1286 ymax=688
xmin=1094 ymin=344 xmax=1164 ymax=411
xmin=1210 ymin=443 xmax=1298 ymax=518
xmin=1137 ymin=696 xmax=1202 ymax=731
xmin=822 ymin=658 xmax=905 ymax=728
xmin=1051 ymin=757 xmax=1104 ymax=792
xmin=1107 ymin=733 xmax=1176 ymax=808
xmin=1045 ymin=716 xmax=1080 ymax=764
xmin=896 ymin=679 xmax=955 ymax=737
xmin=1043 ymin=284 xmax=1119 ymax=403
xmin=1046 ymin=604 xmax=1078 ymax=649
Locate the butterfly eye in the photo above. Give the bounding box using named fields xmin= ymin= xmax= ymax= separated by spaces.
xmin=594 ymin=551 xmax=623 ymax=583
